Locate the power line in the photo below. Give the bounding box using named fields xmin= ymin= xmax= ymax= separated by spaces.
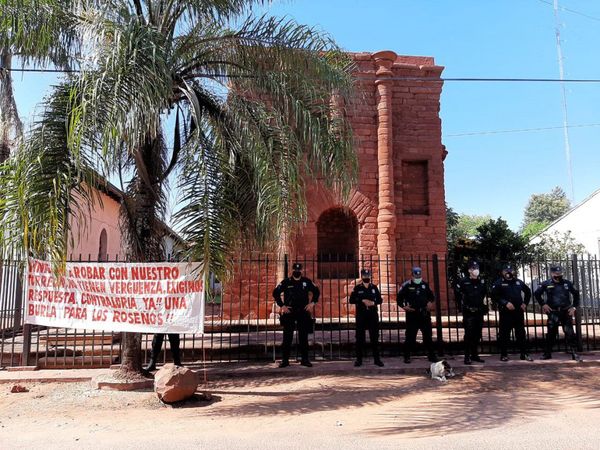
xmin=445 ymin=122 xmax=600 ymax=137
xmin=536 ymin=0 xmax=600 ymax=22
xmin=4 ymin=66 xmax=600 ymax=83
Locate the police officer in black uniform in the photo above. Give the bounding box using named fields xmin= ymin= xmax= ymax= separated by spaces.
xmin=534 ymin=265 xmax=581 ymax=361
xmin=144 ymin=333 xmax=182 ymax=371
xmin=349 ymin=269 xmax=384 ymax=367
xmin=397 ymin=267 xmax=438 ymax=364
xmin=491 ymin=264 xmax=533 ymax=362
xmin=272 ymin=263 xmax=320 ymax=368
xmin=455 ymin=260 xmax=487 ymax=365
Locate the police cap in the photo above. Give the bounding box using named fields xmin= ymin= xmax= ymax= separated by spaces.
xmin=502 ymin=263 xmax=514 ymax=273
xmin=550 ymin=265 xmax=563 ymax=274
xmin=412 ymin=266 xmax=422 ymax=277
xmin=292 ymin=263 xmax=302 ymax=271
xmin=360 ymin=269 xmax=371 ymax=278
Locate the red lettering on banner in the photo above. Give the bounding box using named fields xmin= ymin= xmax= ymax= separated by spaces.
xmin=112 ymin=311 xmax=164 ymax=325
xmin=64 ymin=307 xmax=88 ymax=320
xmin=92 ymin=309 xmax=108 ymax=321
xmin=108 ymin=267 xmax=128 ymax=280
xmin=28 ymin=303 xmax=56 ymax=318
xmin=165 ymin=297 xmax=187 ymax=310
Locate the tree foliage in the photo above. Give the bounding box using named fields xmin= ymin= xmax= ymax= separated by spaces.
xmin=0 ymin=0 xmax=358 ymax=373
xmin=532 ymin=230 xmax=586 ymax=261
xmin=522 ymin=186 xmax=570 ymax=230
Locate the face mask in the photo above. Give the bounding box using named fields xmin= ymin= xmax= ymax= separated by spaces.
xmin=362 ymin=278 xmax=370 ymax=284
xmin=552 ymin=275 xmax=563 ymax=282
xmin=413 ymin=278 xmax=422 ymax=284
xmin=292 ymin=271 xmax=301 ymax=279
xmin=504 ymin=272 xmax=513 ymax=280
xmin=470 ymin=269 xmax=480 ymax=278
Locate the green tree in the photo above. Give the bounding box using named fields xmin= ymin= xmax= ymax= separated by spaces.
xmin=0 ymin=0 xmax=80 ymax=161
xmin=0 ymin=0 xmax=357 ymax=374
xmin=521 ymin=220 xmax=548 ymax=240
xmin=521 ymin=186 xmax=570 ymax=230
xmin=475 ymin=218 xmax=530 ymax=263
xmin=532 ymin=230 xmax=585 ymax=260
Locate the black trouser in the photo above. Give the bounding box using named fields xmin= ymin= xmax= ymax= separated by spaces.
xmin=404 ymin=310 xmax=434 ymax=357
xmin=499 ymin=309 xmax=527 ymax=356
xmin=280 ymin=309 xmax=312 ymax=363
xmin=355 ymin=310 xmax=380 ymax=361
xmin=463 ymin=310 xmax=483 ymax=358
xmin=545 ymin=310 xmax=577 ymax=354
xmin=150 ymin=333 xmax=181 ymax=361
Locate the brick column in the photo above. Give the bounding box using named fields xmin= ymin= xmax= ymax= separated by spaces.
xmin=373 ymin=51 xmax=397 ymax=285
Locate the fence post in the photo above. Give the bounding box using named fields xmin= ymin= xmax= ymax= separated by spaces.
xmin=284 ymin=254 xmax=289 ymax=278
xmin=432 ymin=254 xmax=444 ymax=356
xmin=571 ymin=254 xmax=584 ymax=352
xmin=16 ymin=269 xmax=32 ymax=366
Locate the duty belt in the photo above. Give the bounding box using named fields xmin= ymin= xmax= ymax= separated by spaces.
xmin=465 ymin=306 xmax=483 ymax=313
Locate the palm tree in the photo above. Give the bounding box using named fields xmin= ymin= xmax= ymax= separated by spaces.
xmin=0 ymin=0 xmax=357 ymax=374
xmin=0 ymin=0 xmax=80 ymax=161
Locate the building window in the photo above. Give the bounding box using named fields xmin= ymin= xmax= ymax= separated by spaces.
xmin=98 ymin=229 xmax=108 ymax=261
xmin=316 ymin=207 xmax=358 ymax=279
xmin=402 ymin=160 xmax=429 ymax=215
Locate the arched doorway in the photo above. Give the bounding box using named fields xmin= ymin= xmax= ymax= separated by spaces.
xmin=316 ymin=207 xmax=358 ymax=279
xmin=98 ymin=229 xmax=108 ymax=261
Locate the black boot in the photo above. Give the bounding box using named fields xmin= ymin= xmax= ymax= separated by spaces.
xmin=471 ymin=355 xmax=484 ymax=363
xmin=541 ymin=353 xmax=552 ymax=360
xmin=404 ymin=354 xmax=411 ymax=364
xmin=278 ymin=360 xmax=290 ymax=368
xmin=464 ymin=355 xmax=472 ymax=365
xmin=172 ymin=348 xmax=182 ymax=366
xmin=144 ymin=334 xmax=163 ymax=371
xmin=520 ymin=353 xmax=533 ymax=362
xmin=144 ymin=357 xmax=157 ymax=372
xmin=374 ymin=358 xmax=384 ymax=367
xmin=571 ymin=349 xmax=582 ymax=362
xmin=354 ymin=359 xmax=363 ymax=367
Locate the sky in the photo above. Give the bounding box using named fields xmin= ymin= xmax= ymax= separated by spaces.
xmin=10 ymin=0 xmax=600 ymax=230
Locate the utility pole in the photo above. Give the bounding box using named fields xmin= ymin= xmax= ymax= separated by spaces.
xmin=553 ymin=0 xmax=575 ymax=203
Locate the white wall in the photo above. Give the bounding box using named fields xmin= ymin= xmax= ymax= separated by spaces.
xmin=531 ymin=190 xmax=600 ymax=256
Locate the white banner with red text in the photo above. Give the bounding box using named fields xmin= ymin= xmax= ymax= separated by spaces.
xmin=25 ymin=259 xmax=205 ymax=334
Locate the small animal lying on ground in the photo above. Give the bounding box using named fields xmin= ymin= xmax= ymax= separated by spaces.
xmin=426 ymin=360 xmax=455 ymax=382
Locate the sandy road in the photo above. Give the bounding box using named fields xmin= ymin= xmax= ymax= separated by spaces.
xmin=1 ymin=365 xmax=599 ymax=449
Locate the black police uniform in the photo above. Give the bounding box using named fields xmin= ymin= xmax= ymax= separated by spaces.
xmin=534 ymin=276 xmax=580 ymax=358
xmin=144 ymin=333 xmax=182 ymax=371
xmin=455 ymin=275 xmax=488 ymax=363
xmin=349 ymin=280 xmax=383 ymax=366
xmin=397 ymin=280 xmax=437 ymax=362
xmin=491 ymin=275 xmax=532 ymax=359
xmin=272 ymin=272 xmax=319 ymax=366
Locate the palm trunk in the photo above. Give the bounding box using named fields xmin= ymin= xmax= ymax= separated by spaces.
xmin=0 ymin=52 xmax=23 ymax=162
xmin=119 ymin=134 xmax=166 ymax=374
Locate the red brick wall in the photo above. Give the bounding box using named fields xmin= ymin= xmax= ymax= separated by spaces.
xmin=222 ymin=51 xmax=448 ymax=319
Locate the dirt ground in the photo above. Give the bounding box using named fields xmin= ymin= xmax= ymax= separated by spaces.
xmin=1 ymin=365 xmax=600 ymax=450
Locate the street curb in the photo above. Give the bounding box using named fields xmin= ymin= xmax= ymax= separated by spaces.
xmin=2 ymin=354 xmax=599 ymax=385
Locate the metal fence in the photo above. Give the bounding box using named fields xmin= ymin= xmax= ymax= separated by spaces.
xmin=2 ymin=254 xmax=600 ymax=369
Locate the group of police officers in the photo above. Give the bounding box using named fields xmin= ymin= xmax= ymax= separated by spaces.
xmin=143 ymin=260 xmax=581 ymax=371
xmin=270 ymin=261 xmax=581 ymax=368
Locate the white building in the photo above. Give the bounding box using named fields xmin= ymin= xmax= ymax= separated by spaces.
xmin=530 ymin=188 xmax=600 ymax=257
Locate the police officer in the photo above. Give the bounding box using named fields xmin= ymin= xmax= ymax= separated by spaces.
xmin=272 ymin=263 xmax=320 ymax=368
xmin=397 ymin=267 xmax=438 ymax=364
xmin=534 ymin=265 xmax=581 ymax=361
xmin=349 ymin=269 xmax=384 ymax=367
xmin=144 ymin=333 xmax=182 ymax=371
xmin=491 ymin=264 xmax=533 ymax=362
xmin=455 ymin=260 xmax=487 ymax=365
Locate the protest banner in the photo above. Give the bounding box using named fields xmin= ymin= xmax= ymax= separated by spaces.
xmin=25 ymin=259 xmax=205 ymax=334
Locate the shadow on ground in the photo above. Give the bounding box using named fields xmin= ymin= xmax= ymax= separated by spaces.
xmin=368 ymin=366 xmax=600 ymax=437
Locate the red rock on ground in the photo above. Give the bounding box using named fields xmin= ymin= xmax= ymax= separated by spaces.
xmin=154 ymin=364 xmax=197 ymax=403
